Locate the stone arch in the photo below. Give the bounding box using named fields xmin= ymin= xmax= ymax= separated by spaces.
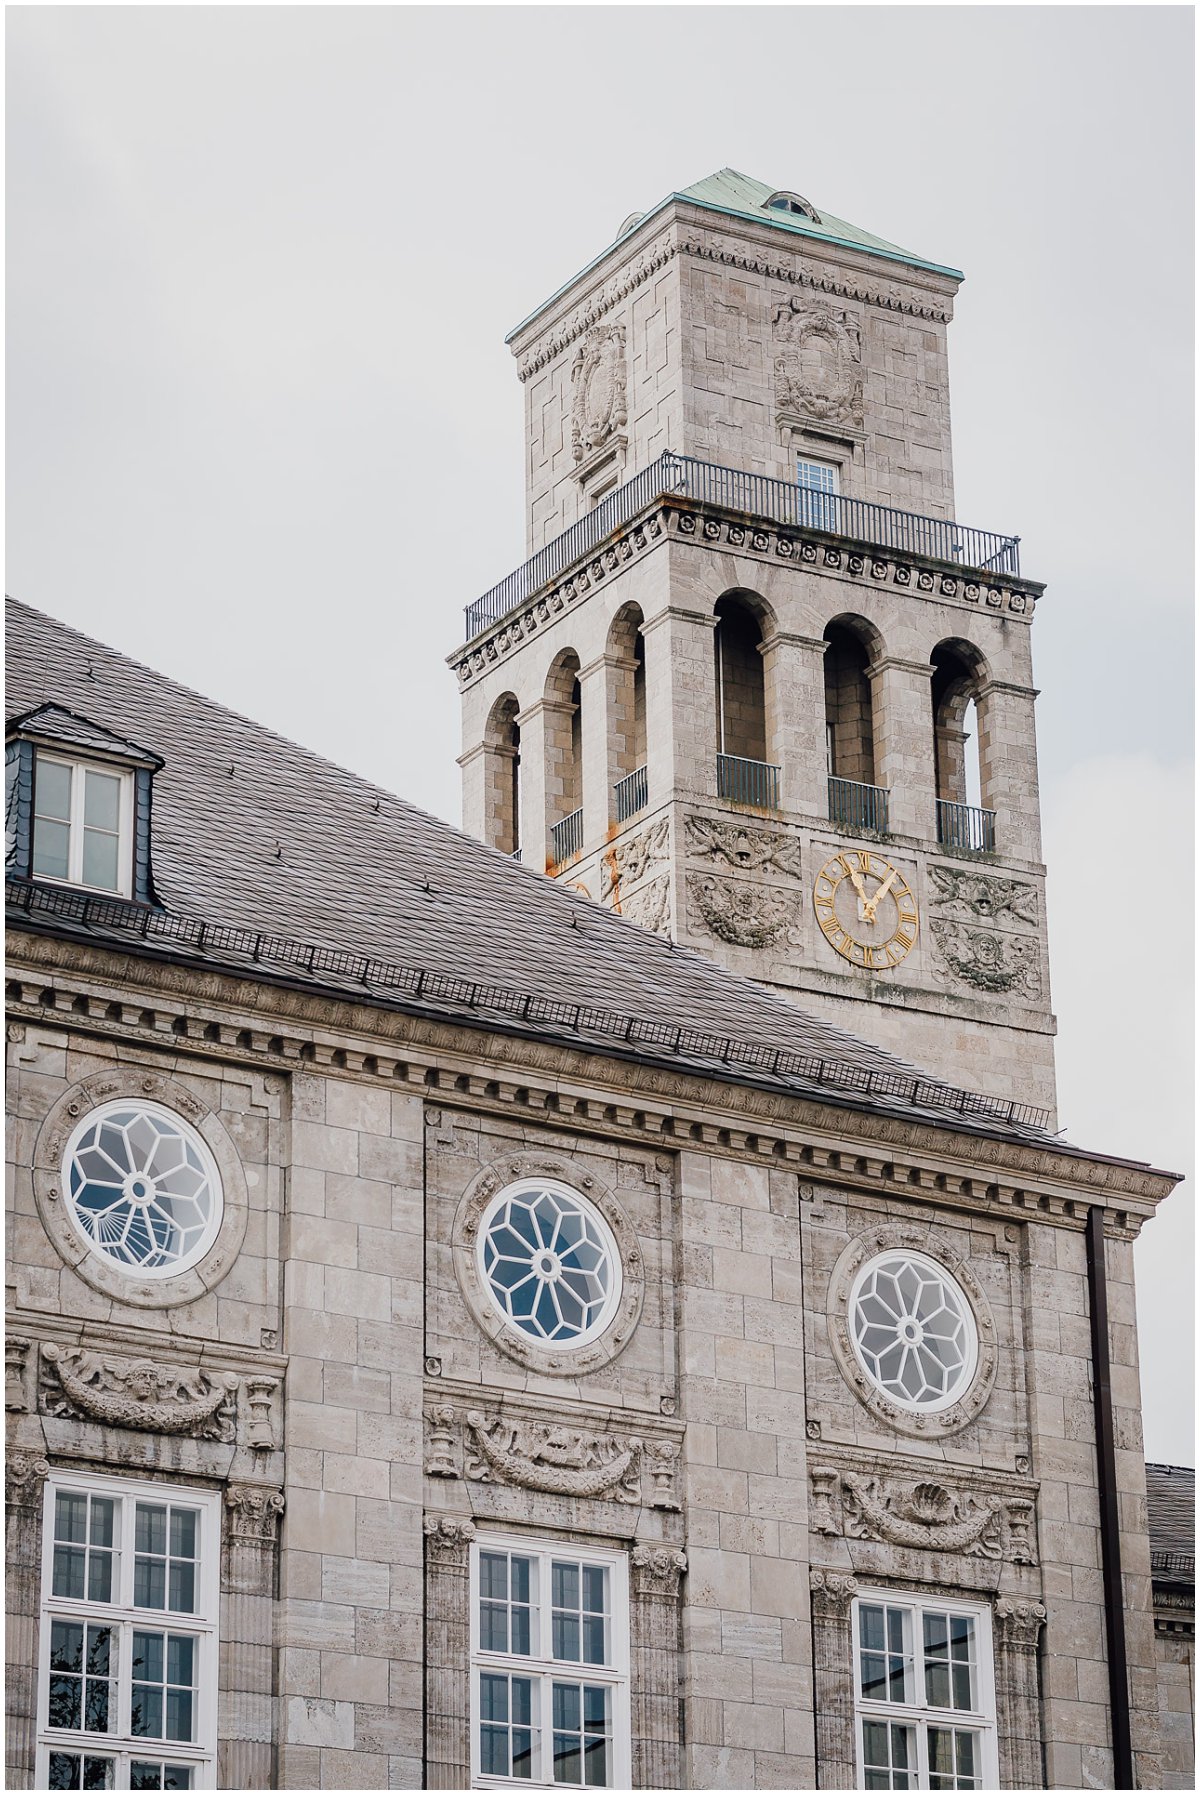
xmin=714 ymin=591 xmax=773 ymax=766
xmin=931 ymin=637 xmax=991 ymax=814
xmin=482 ymin=691 xmax=522 ymax=856
xmin=823 ymin=613 xmax=884 ymax=787
xmin=544 ymin=648 xmax=583 ymax=857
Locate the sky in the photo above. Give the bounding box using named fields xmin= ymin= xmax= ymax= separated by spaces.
xmin=6 ymin=5 xmax=1194 ymax=1462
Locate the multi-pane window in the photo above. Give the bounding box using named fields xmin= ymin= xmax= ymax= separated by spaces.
xmin=471 ymin=1535 xmax=630 ymax=1789
xmin=32 ymin=753 xmax=133 ymax=896
xmin=797 ymin=455 xmax=840 ymax=530
xmin=853 ymin=1592 xmax=997 ymax=1791
xmin=38 ymin=1475 xmax=218 ymax=1792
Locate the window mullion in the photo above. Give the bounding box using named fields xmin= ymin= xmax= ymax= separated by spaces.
xmin=67 ymin=761 xmax=84 ymax=882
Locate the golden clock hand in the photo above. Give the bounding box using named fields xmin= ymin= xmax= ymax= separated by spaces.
xmin=848 ymin=868 xmax=869 ymax=906
xmin=863 ymin=866 xmax=897 ymax=924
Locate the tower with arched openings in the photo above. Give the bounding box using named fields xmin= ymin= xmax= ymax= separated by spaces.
xmin=451 ymin=169 xmax=1054 ymax=1119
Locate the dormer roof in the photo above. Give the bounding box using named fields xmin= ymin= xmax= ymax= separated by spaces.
xmin=7 ymin=702 xmax=163 ymax=769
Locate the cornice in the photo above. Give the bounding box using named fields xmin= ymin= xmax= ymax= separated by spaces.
xmin=6 ymin=931 xmax=1177 ymax=1218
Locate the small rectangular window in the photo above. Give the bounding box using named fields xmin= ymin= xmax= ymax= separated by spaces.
xmin=853 ymin=1592 xmax=996 ymax=1791
xmin=797 ymin=455 xmax=841 ymax=531
xmin=32 ymin=754 xmax=133 ymax=897
xmin=471 ymin=1534 xmax=630 ymax=1789
xmin=38 ymin=1475 xmax=218 ymax=1792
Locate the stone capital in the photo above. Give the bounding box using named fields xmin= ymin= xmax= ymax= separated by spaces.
xmin=424 ymin=1514 xmax=476 ymax=1564
xmin=6 ymin=1448 xmax=50 ymax=1507
xmin=224 ymin=1483 xmax=285 ymax=1544
xmin=631 ymin=1542 xmax=687 ymax=1598
xmin=810 ymin=1567 xmax=858 ymax=1618
xmin=993 ymin=1596 xmax=1047 ymax=1650
xmin=866 ymin=656 xmax=936 ymax=682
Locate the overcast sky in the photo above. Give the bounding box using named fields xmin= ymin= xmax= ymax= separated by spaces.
xmin=6 ymin=5 xmax=1194 ymax=1462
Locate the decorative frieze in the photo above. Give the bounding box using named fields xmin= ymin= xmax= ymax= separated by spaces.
xmin=424 ymin=1403 xmax=681 ymax=1510
xmin=811 ymin=1466 xmax=1037 ymax=1564
xmin=684 ymin=814 xmax=802 ymax=879
xmin=931 ymin=919 xmax=1042 ymax=998
xmin=686 ymin=874 xmax=803 ymax=949
xmin=774 ymin=298 xmax=864 ymax=426
xmin=602 ymin=816 xmax=670 ymax=931
xmin=929 ymin=866 xmax=1039 ymax=927
xmin=40 ymin=1342 xmax=239 ymax=1442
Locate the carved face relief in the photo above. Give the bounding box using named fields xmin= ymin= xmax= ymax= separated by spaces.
xmin=570 ymin=324 xmax=628 ymax=463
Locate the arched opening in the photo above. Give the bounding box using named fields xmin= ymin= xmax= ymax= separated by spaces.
xmin=545 ymin=650 xmax=583 ymax=864
xmin=824 ymin=618 xmax=883 ymax=831
xmin=607 ymin=603 xmax=647 ymax=822
xmin=715 ymin=594 xmax=775 ymax=807
xmin=484 ymin=692 xmax=521 ymax=857
xmin=931 ymin=640 xmax=993 ymax=850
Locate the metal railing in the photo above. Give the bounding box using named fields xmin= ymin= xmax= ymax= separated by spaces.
xmin=937 ymin=799 xmax=997 ymax=854
xmin=614 ymin=766 xmax=648 ymax=824
xmin=550 ymin=808 xmax=584 ymax=865
xmin=718 ymin=753 xmax=780 ymax=810
xmin=463 ymin=451 xmax=1022 ymax=639
xmin=829 ymin=775 xmax=890 ymax=835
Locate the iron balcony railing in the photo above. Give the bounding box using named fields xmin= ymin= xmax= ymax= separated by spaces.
xmin=550 ymin=808 xmax=584 ymax=866
xmin=829 ymin=775 xmax=890 ymax=835
xmin=463 ymin=451 xmax=1022 ymax=639
xmin=937 ymin=799 xmax=997 ymax=854
xmin=718 ymin=753 xmax=780 ymax=810
xmin=614 ymin=765 xmax=648 ymax=824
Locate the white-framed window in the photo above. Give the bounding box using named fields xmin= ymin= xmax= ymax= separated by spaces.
xmin=853 ymin=1590 xmax=998 ymax=1791
xmin=849 ymin=1251 xmax=978 ymax=1414
xmin=32 ymin=753 xmax=134 ymax=897
xmin=61 ymin=1099 xmax=224 ymax=1281
xmin=797 ymin=455 xmax=841 ymax=530
xmin=477 ymin=1181 xmax=622 ymax=1351
xmin=37 ymin=1472 xmax=220 ymax=1791
xmin=470 ymin=1533 xmax=630 ymax=1789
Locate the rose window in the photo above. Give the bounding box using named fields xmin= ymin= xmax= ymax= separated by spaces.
xmin=62 ymin=1100 xmax=222 ymax=1278
xmin=849 ymin=1251 xmax=977 ymax=1411
xmin=478 ymin=1181 xmax=621 ymax=1348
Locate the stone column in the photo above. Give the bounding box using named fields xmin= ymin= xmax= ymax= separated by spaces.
xmin=457 ymin=741 xmax=490 ymax=843
xmin=219 ymin=1483 xmax=285 ymax=1790
xmin=6 ymin=1446 xmax=50 ymax=1790
xmin=424 ymin=1515 xmax=476 ymax=1789
xmin=976 ymin=680 xmax=1043 ymax=863
xmin=760 ymin=630 xmax=828 ymax=820
xmin=810 ymin=1568 xmax=859 ymax=1791
xmin=867 ymin=656 xmax=936 ymax=840
xmin=630 ymin=1543 xmax=687 ymax=1789
xmin=512 ymin=700 xmax=563 ymax=874
xmin=992 ymin=1597 xmax=1046 ymax=1790
xmin=578 ymin=655 xmax=617 ymax=844
xmin=640 ymin=604 xmax=718 ymax=806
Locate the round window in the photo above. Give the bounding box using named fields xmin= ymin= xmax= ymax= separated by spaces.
xmin=477 ymin=1179 xmax=622 ymax=1349
xmin=849 ymin=1250 xmax=978 ymax=1412
xmin=62 ymin=1099 xmax=223 ymax=1279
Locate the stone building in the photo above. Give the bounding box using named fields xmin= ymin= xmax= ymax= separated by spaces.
xmin=4 ymin=166 xmax=1192 ymax=1795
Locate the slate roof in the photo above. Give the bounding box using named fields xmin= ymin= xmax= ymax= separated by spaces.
xmin=7 ymin=596 xmax=1058 ymax=1142
xmin=1146 ymin=1463 xmax=1196 ymax=1591
xmin=10 ymin=702 xmax=163 ymax=767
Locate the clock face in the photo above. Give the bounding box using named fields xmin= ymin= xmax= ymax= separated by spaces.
xmin=814 ymin=850 xmax=919 ymax=971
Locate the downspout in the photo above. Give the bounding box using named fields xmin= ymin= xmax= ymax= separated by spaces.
xmin=1085 ymin=1203 xmax=1135 ymax=1789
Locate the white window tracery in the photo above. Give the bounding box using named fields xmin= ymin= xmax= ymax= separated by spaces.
xmin=477 ymin=1180 xmax=621 ymax=1349
xmin=62 ymin=1101 xmax=223 ymax=1279
xmin=849 ymin=1251 xmax=977 ymax=1412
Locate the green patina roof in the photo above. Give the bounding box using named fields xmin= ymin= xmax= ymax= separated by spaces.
xmin=508 ymin=167 xmax=962 ymax=343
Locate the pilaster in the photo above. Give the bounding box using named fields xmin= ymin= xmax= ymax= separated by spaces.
xmin=810 ymin=1568 xmax=859 ymax=1790
xmin=993 ymin=1596 xmax=1046 ymax=1790
xmin=867 ymin=656 xmax=937 ymax=840
xmin=761 ymin=630 xmax=828 ymax=820
xmin=630 ymin=1542 xmax=687 ymax=1789
xmin=578 ymin=655 xmax=615 ymax=843
xmin=457 ymin=741 xmax=490 ymax=845
xmin=5 ymin=1446 xmax=50 ymax=1790
xmin=977 ymin=680 xmax=1043 ymax=863
xmin=640 ymin=604 xmax=718 ymax=807
xmin=220 ymin=1482 xmax=285 ymax=1790
xmin=424 ymin=1515 xmax=476 ymax=1789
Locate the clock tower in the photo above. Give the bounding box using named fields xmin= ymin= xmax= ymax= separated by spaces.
xmin=450 ymin=170 xmax=1056 ymax=1121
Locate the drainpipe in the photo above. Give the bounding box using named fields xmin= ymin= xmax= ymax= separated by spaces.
xmin=1085 ymin=1203 xmax=1135 ymax=1789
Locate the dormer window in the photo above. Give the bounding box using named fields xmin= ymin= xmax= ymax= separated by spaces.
xmin=32 ymin=754 xmax=133 ymax=895
xmin=764 ymin=190 xmax=821 ymax=223
xmin=6 ymin=704 xmax=161 ymax=905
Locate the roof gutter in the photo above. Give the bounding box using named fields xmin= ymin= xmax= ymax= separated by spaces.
xmin=1086 ymin=1204 xmax=1136 ymax=1788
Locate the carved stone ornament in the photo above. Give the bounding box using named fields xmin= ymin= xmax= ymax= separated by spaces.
xmin=450 ymin=1151 xmax=645 ymax=1377
xmin=6 ymin=1337 xmax=31 ymax=1411
xmin=6 ymin=1447 xmax=51 ymax=1503
xmin=224 ymin=1483 xmax=285 ymax=1543
xmin=40 ymin=1343 xmax=238 ymax=1443
xmin=686 ymin=874 xmax=803 ymax=949
xmin=993 ymin=1596 xmax=1047 ymax=1649
xmin=616 ymin=876 xmax=671 ymax=937
xmin=810 ymin=1567 xmax=858 ymax=1617
xmin=244 ymin=1376 xmax=279 ymax=1452
xmin=32 ymin=1069 xmax=249 ymax=1310
xmin=601 ymin=816 xmax=670 ymax=905
xmin=811 ymin=1467 xmax=1036 ymax=1564
xmin=774 ymin=298 xmax=864 ymax=426
xmin=425 ymin=1403 xmax=681 ymax=1509
xmin=684 ymin=814 xmax=802 ymax=880
xmin=631 ymin=1542 xmax=687 ymax=1596
xmin=424 ymin=1514 xmax=477 ymax=1561
xmin=929 ymin=866 xmax=1038 ymax=927
xmin=931 ymin=919 xmax=1042 ymax=997
xmin=571 ymin=324 xmax=627 ymax=463
xmin=825 ymin=1223 xmax=999 ymax=1439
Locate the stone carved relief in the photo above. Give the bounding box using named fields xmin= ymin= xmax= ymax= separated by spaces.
xmin=687 ymin=874 xmax=803 ymax=949
xmin=929 ymin=866 xmax=1038 ymax=927
xmin=810 ymin=1467 xmax=1037 ymax=1564
xmin=601 ymin=817 xmax=670 ymax=905
xmin=684 ymin=815 xmax=802 ymax=879
xmin=774 ymin=298 xmax=864 ymax=426
xmin=571 ymin=325 xmax=627 ymax=463
xmin=224 ymin=1484 xmax=285 ymax=1543
xmin=40 ymin=1343 xmax=239 ymax=1442
xmin=6 ymin=1337 xmax=31 ymax=1411
xmin=424 ymin=1404 xmax=681 ymax=1509
xmin=810 ymin=1567 xmax=858 ymax=1617
xmin=993 ymin=1596 xmax=1048 ymax=1647
xmin=931 ymin=920 xmax=1043 ymax=998
xmin=424 ymin=1514 xmax=477 ymax=1561
xmin=617 ymin=876 xmax=671 ymax=936
xmin=631 ymin=1542 xmax=687 ymax=1596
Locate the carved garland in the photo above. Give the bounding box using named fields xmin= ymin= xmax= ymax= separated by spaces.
xmin=425 ymin=1403 xmax=681 ymax=1509
xmin=684 ymin=814 xmax=802 ymax=879
xmin=810 ymin=1466 xmax=1037 ymax=1564
xmin=931 ymin=920 xmax=1043 ymax=998
xmin=40 ymin=1343 xmax=239 ymax=1443
xmin=929 ymin=866 xmax=1039 ymax=926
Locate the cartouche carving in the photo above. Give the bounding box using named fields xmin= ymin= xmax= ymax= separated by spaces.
xmin=931 ymin=920 xmax=1042 ymax=997
xmin=571 ymin=325 xmax=627 ymax=463
xmin=774 ymin=298 xmax=864 ymax=426
xmin=687 ymin=875 xmax=803 ymax=949
xmin=40 ymin=1343 xmax=238 ymax=1442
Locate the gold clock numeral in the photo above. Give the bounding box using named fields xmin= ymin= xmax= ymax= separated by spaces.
xmin=863 ymin=946 xmax=876 ymax=969
xmin=892 ymin=928 xmax=915 ymax=951
xmin=897 ymin=907 xmax=917 ymax=926
xmin=856 ymin=851 xmax=872 ymax=874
